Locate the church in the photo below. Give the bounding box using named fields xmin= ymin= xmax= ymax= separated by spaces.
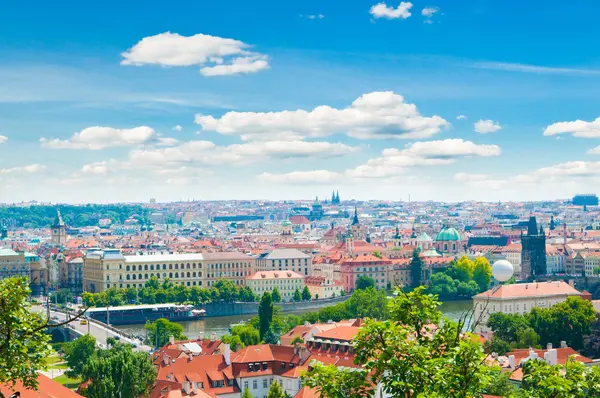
xmin=521 ymin=216 xmax=547 ymax=279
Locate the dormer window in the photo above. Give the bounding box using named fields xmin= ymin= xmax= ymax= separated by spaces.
xmin=248 ymin=364 xmax=254 ymax=372
xmin=262 ymin=362 xmax=268 ymax=370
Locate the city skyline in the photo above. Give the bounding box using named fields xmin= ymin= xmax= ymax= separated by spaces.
xmin=2 ymin=1 xmax=600 ymax=203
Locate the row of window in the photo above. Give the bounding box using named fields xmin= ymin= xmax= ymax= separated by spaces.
xmin=106 ymin=279 xmax=246 ymax=289
xmin=106 ymin=262 xmax=253 ymax=271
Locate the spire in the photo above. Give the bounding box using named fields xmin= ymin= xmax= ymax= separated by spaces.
xmin=336 ymin=190 xmax=340 ymax=203
xmin=352 ymin=206 xmax=359 ymax=226
xmin=539 ymin=224 xmax=544 ymax=236
xmin=410 ymin=224 xmax=417 ymax=239
xmin=332 ymin=190 xmax=336 ymax=203
xmin=394 ymin=225 xmax=401 ymax=239
xmin=53 ymin=208 xmax=65 ymax=228
xmin=527 ymin=216 xmax=538 ymax=236
xmin=550 ymin=215 xmax=556 ymax=230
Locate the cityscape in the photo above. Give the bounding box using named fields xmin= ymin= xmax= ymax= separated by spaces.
xmin=3 ymin=1 xmax=600 ymax=397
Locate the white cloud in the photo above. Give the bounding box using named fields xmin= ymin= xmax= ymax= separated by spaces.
xmin=454 ymin=172 xmax=489 ymax=182
xmin=258 ymin=170 xmax=342 ymax=184
xmin=306 ymin=14 xmax=325 ymax=19
xmin=422 ymin=6 xmax=439 ymax=17
xmin=226 ymin=141 xmax=359 ymax=157
xmin=474 ymin=119 xmax=502 ymax=134
xmin=456 ymin=115 xmax=468 ymax=120
xmin=0 ymin=135 xmax=7 ymax=145
xmin=370 ymin=2 xmax=412 ymax=19
xmin=40 ymin=126 xmax=176 ymax=150
xmin=470 ymin=61 xmax=600 ymax=76
xmin=121 ymin=32 xmax=269 ymax=77
xmin=544 ymin=117 xmax=600 ymax=138
xmin=196 ymin=91 xmax=448 ymax=141
xmin=173 ymin=125 xmax=182 ymax=132
xmin=0 ymin=164 xmax=45 ymax=175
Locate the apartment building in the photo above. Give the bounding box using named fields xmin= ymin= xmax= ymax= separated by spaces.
xmin=246 ymin=270 xmax=304 ymax=301
xmin=256 ymin=249 xmax=312 ymax=276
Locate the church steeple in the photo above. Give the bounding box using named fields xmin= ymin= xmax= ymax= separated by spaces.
xmin=51 ymin=208 xmax=67 ymax=246
xmin=351 ymin=206 xmax=359 ymax=226
xmin=550 ymin=215 xmax=556 ymax=230
xmin=332 ymin=190 xmax=336 ymax=203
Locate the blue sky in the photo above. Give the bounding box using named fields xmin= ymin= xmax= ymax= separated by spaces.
xmin=2 ymin=0 xmax=600 ymax=203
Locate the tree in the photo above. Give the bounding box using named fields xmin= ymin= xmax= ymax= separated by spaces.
xmin=428 ymin=272 xmax=458 ymax=299
xmin=293 ymin=289 xmax=302 ymax=302
xmin=231 ymin=325 xmax=261 ymax=347
xmin=258 ymin=292 xmax=274 ymax=339
xmin=520 ymin=356 xmax=600 ymax=397
xmin=291 ymin=336 xmax=304 ymax=345
xmin=213 ymin=278 xmax=239 ymax=302
xmin=62 ymin=334 xmax=97 ymax=377
xmin=584 ymin=313 xmax=600 ymax=359
xmin=50 ymin=288 xmax=73 ymax=305
xmin=145 ymin=318 xmax=187 ymax=348
xmin=448 ymin=255 xmax=474 ymax=282
xmin=242 ymin=388 xmax=254 ymax=398
xmin=409 ymin=249 xmax=423 ymax=288
xmin=0 ymin=277 xmax=61 ymax=394
xmin=487 ymin=312 xmax=530 ymax=343
xmin=484 ymin=368 xmax=517 ymax=397
xmin=472 ymin=257 xmax=492 ymax=292
xmin=266 ymin=380 xmax=288 ymax=398
xmin=271 ymin=287 xmax=282 ymax=303
xmin=302 ymin=287 xmax=494 ymax=397
xmin=515 ymin=327 xmax=540 ymax=349
xmin=221 ymin=334 xmax=244 ymax=351
xmin=356 ymin=276 xmax=375 ymax=291
xmin=302 ymin=286 xmax=311 ymax=301
xmin=456 ymin=280 xmax=480 ymax=298
xmin=263 ymin=327 xmax=279 ymax=345
xmin=484 ymin=336 xmax=512 ymax=356
xmin=80 ymin=343 xmax=157 ymax=398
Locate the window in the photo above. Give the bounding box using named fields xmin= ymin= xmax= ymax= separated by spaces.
xmin=244 ymin=381 xmax=249 ymax=390
xmin=262 ymin=362 xmax=268 ymax=370
xmin=263 ymin=379 xmax=268 ymax=388
xmin=253 ymin=380 xmax=258 ymax=390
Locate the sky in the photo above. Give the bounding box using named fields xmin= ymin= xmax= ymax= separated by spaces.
xmin=2 ymin=0 xmax=600 ymax=203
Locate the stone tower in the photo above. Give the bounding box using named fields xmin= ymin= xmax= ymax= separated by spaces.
xmin=521 ymin=216 xmax=547 ymax=279
xmin=51 ymin=209 xmax=67 ymax=246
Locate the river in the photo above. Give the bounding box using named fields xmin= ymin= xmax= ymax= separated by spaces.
xmin=116 ymin=300 xmax=472 ymax=340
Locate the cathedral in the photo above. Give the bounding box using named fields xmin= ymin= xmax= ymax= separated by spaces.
xmin=521 ymin=216 xmax=547 ymax=279
xmin=331 ymin=190 xmax=341 ymax=205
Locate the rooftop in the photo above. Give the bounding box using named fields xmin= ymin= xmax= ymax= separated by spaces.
xmin=474 ymin=281 xmax=582 ymax=300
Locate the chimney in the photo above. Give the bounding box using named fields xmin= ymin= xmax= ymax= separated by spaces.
xmin=544 ymin=349 xmax=558 ymax=366
xmin=199 ymin=332 xmax=205 ymax=341
xmin=529 ymin=348 xmax=538 ymax=360
xmin=299 ymin=346 xmax=309 ymax=364
xmin=224 ymin=343 xmax=231 ymax=366
xmin=188 ymin=353 xmax=193 ymax=362
xmin=560 ymin=340 xmax=567 ymax=348
xmin=169 ymin=335 xmax=175 ymax=345
xmin=547 ymin=343 xmax=552 ymax=350
xmin=508 ymin=355 xmax=516 ymax=370
xmin=294 ymin=342 xmax=300 ymax=355
xmin=211 ymin=332 xmax=217 ymax=342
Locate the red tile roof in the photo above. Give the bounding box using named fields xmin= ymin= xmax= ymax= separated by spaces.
xmin=0 ymin=374 xmax=83 ymax=398
xmin=474 ymin=281 xmax=581 ymax=299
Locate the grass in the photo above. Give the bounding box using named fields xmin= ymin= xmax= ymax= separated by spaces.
xmin=53 ymin=374 xmax=82 ymax=390
xmin=43 ymin=356 xmax=63 ymax=366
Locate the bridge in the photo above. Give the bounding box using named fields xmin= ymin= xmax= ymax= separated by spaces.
xmin=42 ymin=307 xmax=151 ymax=352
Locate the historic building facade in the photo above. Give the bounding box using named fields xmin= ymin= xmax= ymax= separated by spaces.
xmin=521 ymin=216 xmax=547 ymax=279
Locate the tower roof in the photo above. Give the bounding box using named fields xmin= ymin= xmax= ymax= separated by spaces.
xmin=52 ymin=209 xmax=65 ymax=228
xmin=435 ymin=226 xmax=461 ymax=241
xmin=527 ymin=216 xmax=538 ymax=236
xmin=351 ymin=206 xmax=359 ymax=226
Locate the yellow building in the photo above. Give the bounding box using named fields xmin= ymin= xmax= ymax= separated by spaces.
xmin=83 ymin=249 xmax=255 ymax=293
xmin=0 ymin=248 xmax=47 ymax=295
xmin=246 ymin=270 xmax=304 ymax=301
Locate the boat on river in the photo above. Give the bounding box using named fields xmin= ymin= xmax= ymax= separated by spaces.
xmin=86 ymin=303 xmax=205 ymax=325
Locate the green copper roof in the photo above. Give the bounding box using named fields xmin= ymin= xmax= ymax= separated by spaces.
xmin=281 ymin=219 xmax=292 ymax=226
xmin=435 ymin=227 xmax=462 ymax=241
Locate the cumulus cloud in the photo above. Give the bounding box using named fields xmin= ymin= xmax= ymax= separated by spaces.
xmin=456 ymin=115 xmax=468 ymax=120
xmin=173 ymin=125 xmax=182 ymax=132
xmin=0 ymin=164 xmax=45 ymax=175
xmin=474 ymin=119 xmax=502 ymax=134
xmin=196 ymin=91 xmax=448 ymax=141
xmin=258 ymin=170 xmax=342 ymax=184
xmin=121 ymin=32 xmax=269 ymax=77
xmin=40 ymin=126 xmax=176 ymax=150
xmin=0 ymin=135 xmax=7 ymax=145
xmin=544 ymin=117 xmax=600 ymax=138
xmin=370 ymin=1 xmax=413 ymax=19
xmin=306 ymin=14 xmax=325 ymax=19
xmin=422 ymin=6 xmax=439 ymax=17
xmin=454 ymin=172 xmax=489 ymax=182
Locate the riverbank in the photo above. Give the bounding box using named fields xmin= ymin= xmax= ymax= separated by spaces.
xmin=201 ymin=295 xmax=350 ymax=317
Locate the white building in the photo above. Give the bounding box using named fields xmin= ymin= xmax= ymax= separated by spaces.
xmin=246 ymin=270 xmax=304 ymax=301
xmin=256 ymin=249 xmax=312 ymax=276
xmin=473 ymin=281 xmax=582 ymax=333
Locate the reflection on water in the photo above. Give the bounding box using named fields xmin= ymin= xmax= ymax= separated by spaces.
xmin=117 ymin=300 xmax=473 ymax=340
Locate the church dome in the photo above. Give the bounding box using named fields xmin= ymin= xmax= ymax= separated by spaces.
xmin=281 ymin=219 xmax=292 ymax=227
xmin=435 ymin=226 xmax=462 ymax=241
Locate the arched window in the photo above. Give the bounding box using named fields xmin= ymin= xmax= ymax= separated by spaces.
xmin=126 ymin=274 xmax=130 ymax=280
xmin=156 ymin=273 xmax=160 ymax=278
xmin=175 ymin=264 xmax=179 ymax=269
xmin=150 ymin=264 xmax=154 ymax=270
xmin=187 ymin=272 xmax=190 ymax=278
xmin=169 ymin=272 xmax=173 ymax=278
xmin=138 ymin=274 xmax=142 ymax=280
xmin=169 ymin=264 xmax=172 ymax=270
xmin=192 ymin=263 xmax=196 ymax=268
xmin=163 ymin=264 xmax=166 ymax=270
xmin=175 ymin=272 xmax=179 ymax=278
xmin=187 ymin=263 xmax=190 ymax=269
xmin=126 ymin=265 xmax=130 ymax=271
xmin=145 ymin=274 xmax=148 ymax=279
xmin=144 ymin=264 xmax=148 ymax=271
xmin=132 ymin=274 xmax=136 ymax=280
xmin=193 ymin=272 xmax=196 ymax=277
xmin=199 ymin=271 xmax=202 ymax=277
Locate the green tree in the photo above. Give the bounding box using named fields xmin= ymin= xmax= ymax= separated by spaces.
xmin=291 ymin=336 xmax=304 ymax=345
xmin=409 ymin=249 xmax=423 ymax=288
xmin=456 ymin=280 xmax=480 ymax=298
xmin=145 ymin=318 xmax=187 ymax=348
xmin=0 ymin=277 xmax=55 ymax=394
xmin=356 ymin=276 xmax=375 ymax=290
xmin=242 ymin=388 xmax=254 ymax=398
xmin=213 ymin=278 xmax=239 ymax=302
xmin=583 ymin=313 xmax=600 ymax=359
xmin=263 ymin=327 xmax=279 ymax=345
xmin=230 ymin=325 xmax=261 ymax=347
xmin=271 ymin=287 xmax=282 ymax=303
xmin=520 ymin=356 xmax=600 ymax=397
xmin=302 ymin=287 xmax=494 ymax=397
xmin=448 ymin=255 xmax=474 ymax=282
xmin=50 ymin=288 xmax=73 ymax=305
xmin=62 ymin=334 xmax=97 ymax=377
xmin=472 ymin=257 xmax=492 ymax=292
xmin=266 ymin=380 xmax=288 ymax=398
xmin=302 ymin=286 xmax=312 ymax=301
xmin=221 ymin=334 xmax=244 ymax=351
xmin=484 ymin=336 xmax=512 ymax=356
xmin=484 ymin=368 xmax=517 ymax=397
xmin=293 ymin=288 xmax=302 ymax=302
xmin=258 ymin=292 xmax=274 ymax=339
xmin=428 ymin=272 xmax=458 ymax=299
xmin=515 ymin=327 xmax=540 ymax=349
xmin=80 ymin=343 xmax=157 ymax=398
xmin=487 ymin=312 xmax=530 ymax=343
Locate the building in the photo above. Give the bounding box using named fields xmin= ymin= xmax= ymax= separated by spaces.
xmin=83 ymin=250 xmax=255 ymax=293
xmin=521 ymin=217 xmax=547 ymax=279
xmin=573 ymin=194 xmax=599 ymax=206
xmin=0 ymin=248 xmax=47 ymax=295
xmin=331 ymin=190 xmax=340 ymax=205
xmin=434 ymin=226 xmax=463 ymax=254
xmin=473 ymin=281 xmax=582 ymax=333
xmin=304 ymin=276 xmax=344 ymax=299
xmin=308 ymin=197 xmax=324 ymax=221
xmin=566 ymin=252 xmax=585 ymax=276
xmin=0 ymin=373 xmax=83 ymax=398
xmin=51 ymin=209 xmax=67 ymax=246
xmin=246 ymin=270 xmax=305 ymax=301
xmin=67 ymin=256 xmax=84 ymax=294
xmin=256 ymin=249 xmax=312 ymax=276
xmin=340 ymin=253 xmax=392 ymax=291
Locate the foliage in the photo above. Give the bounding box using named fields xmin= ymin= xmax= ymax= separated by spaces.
xmin=258 ymin=292 xmax=274 ymax=339
xmin=301 ymin=287 xmax=388 ymax=324
xmin=80 ymin=343 xmax=156 ymax=398
xmin=145 ymin=318 xmax=187 ymax=348
xmin=449 ymin=255 xmax=475 ymax=282
xmin=242 ymin=388 xmax=254 ymax=398
xmin=263 ymin=327 xmax=280 ymax=344
xmin=472 ymin=257 xmax=492 ymax=292
xmin=409 ymin=249 xmax=423 ymax=288
xmin=484 ymin=336 xmax=512 ymax=356
xmin=583 ymin=313 xmax=600 ymax=359
xmin=372 ymin=251 xmax=382 ymax=259
xmin=221 ymin=334 xmax=244 ymax=351
xmin=271 ymin=287 xmax=282 ymax=303
xmin=230 ymin=324 xmax=261 ymax=347
xmin=0 ymin=277 xmax=54 ymax=392
xmin=293 ymin=289 xmax=302 ymax=302
xmin=487 ymin=312 xmax=531 ymax=343
xmin=0 ymin=204 xmax=149 ymax=228
xmin=50 ymin=288 xmax=74 ymax=305
xmin=302 ymin=286 xmax=312 ymax=301
xmin=83 ymin=276 xmax=255 ymax=307
xmin=62 ymin=334 xmax=97 ymax=378
xmin=303 ymin=287 xmax=495 ymax=397
xmin=516 ymin=327 xmax=540 ymax=349
xmin=520 ymin=356 xmax=600 ymax=397
xmin=291 ymin=336 xmax=304 ymax=345
xmin=356 ymin=276 xmax=375 ymax=290
xmin=266 ymin=380 xmax=290 ymax=398
xmin=484 ymin=368 xmax=517 ymax=397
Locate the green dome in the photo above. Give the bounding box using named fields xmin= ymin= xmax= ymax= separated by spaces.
xmin=281 ymin=219 xmax=292 ymax=227
xmin=435 ymin=227 xmax=461 ymax=241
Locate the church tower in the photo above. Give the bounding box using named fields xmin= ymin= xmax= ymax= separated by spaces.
xmin=393 ymin=225 xmax=402 ymax=247
xmin=51 ymin=209 xmax=67 ymax=247
xmin=346 ymin=226 xmax=354 ymax=255
xmin=521 ymin=216 xmax=547 ymax=279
